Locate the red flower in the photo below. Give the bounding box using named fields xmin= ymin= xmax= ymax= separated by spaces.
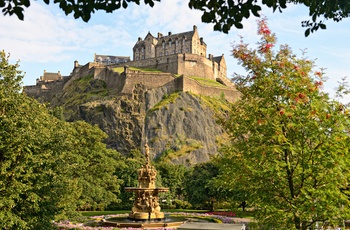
xmin=260 ymin=43 xmax=274 ymax=53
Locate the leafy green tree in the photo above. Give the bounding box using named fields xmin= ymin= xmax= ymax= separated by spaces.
xmin=62 ymin=121 xmax=122 ymax=212
xmin=111 ymin=149 xmax=144 ymax=210
xmin=216 ymin=19 xmax=350 ymax=229
xmin=0 ymin=51 xmax=73 ymax=229
xmin=184 ymin=161 xmax=224 ymax=211
xmin=154 ymin=161 xmax=188 ymax=200
xmin=2 ymin=0 xmax=349 ymax=36
xmin=0 ymin=50 xmax=122 ymax=228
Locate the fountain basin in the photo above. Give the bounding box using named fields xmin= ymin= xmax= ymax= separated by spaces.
xmin=102 ymin=216 xmax=187 ymax=228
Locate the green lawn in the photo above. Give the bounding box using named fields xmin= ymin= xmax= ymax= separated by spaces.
xmin=189 ymin=76 xmax=228 ymax=88
xmin=113 ymin=66 xmax=164 ymax=74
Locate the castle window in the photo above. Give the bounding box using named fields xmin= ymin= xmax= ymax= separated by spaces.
xmin=175 ymin=40 xmax=178 ymax=46
xmin=159 ymin=52 xmax=162 ymax=56
xmin=172 ymin=50 xmax=175 ymax=54
xmin=141 ymin=47 xmax=144 ymax=53
xmin=165 ymin=51 xmax=168 ymax=56
xmin=169 ymin=41 xmax=172 ymax=47
xmin=162 ymin=42 xmax=165 ymax=48
xmin=186 ymin=48 xmax=189 ymax=53
xmin=142 ymin=55 xmax=145 ymax=59
xmin=179 ymin=49 xmax=182 ymax=53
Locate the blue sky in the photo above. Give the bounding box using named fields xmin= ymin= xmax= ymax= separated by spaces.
xmin=1 ymin=1 xmax=350 ymax=102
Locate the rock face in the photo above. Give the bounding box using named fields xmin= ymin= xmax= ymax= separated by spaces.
xmin=144 ymin=91 xmax=225 ymax=165
xmin=32 ymin=74 xmax=230 ymax=165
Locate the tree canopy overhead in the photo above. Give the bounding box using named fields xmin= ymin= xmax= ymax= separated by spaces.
xmin=1 ymin=0 xmax=350 ymax=36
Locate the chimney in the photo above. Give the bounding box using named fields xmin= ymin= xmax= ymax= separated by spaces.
xmin=193 ymin=25 xmax=197 ymax=31
xmin=208 ymin=54 xmax=213 ymax=60
xmin=138 ymin=37 xmax=142 ymax=41
xmin=158 ymin=33 xmax=163 ymax=38
xmin=168 ymin=31 xmax=172 ymax=36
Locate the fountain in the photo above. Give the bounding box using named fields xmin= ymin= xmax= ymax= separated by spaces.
xmin=102 ymin=144 xmax=186 ymax=228
xmin=125 ymin=143 xmax=169 ymax=220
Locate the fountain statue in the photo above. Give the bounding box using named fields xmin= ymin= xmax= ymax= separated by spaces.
xmin=125 ymin=143 xmax=169 ymax=220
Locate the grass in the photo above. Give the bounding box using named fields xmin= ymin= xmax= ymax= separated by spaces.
xmin=113 ymin=66 xmax=165 ymax=73
xmin=157 ymin=145 xmax=200 ymax=162
xmin=148 ymin=92 xmax=181 ymax=113
xmin=189 ymin=76 xmax=228 ymax=88
xmin=196 ymin=94 xmax=231 ymax=114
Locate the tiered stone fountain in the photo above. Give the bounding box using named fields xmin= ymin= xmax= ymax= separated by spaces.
xmin=102 ymin=144 xmax=186 ymax=228
xmin=125 ymin=143 xmax=169 ymax=220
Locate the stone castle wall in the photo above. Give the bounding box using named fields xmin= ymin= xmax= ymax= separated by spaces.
xmin=111 ymin=53 xmax=226 ymax=84
xmin=120 ymin=68 xmax=179 ymax=95
xmin=24 ymin=78 xmax=69 ymax=102
xmin=24 ymin=56 xmax=239 ymax=103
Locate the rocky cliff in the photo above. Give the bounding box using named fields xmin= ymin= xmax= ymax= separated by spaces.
xmin=34 ymin=73 xmax=231 ymax=165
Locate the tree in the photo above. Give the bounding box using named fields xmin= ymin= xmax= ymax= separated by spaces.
xmin=154 ymin=161 xmax=188 ymax=200
xmin=0 ymin=50 xmax=72 ymax=229
xmin=0 ymin=50 xmax=122 ymax=228
xmin=62 ymin=121 xmax=122 ymax=212
xmin=111 ymin=149 xmax=144 ymax=210
xmin=184 ymin=161 xmax=224 ymax=211
xmin=1 ymin=0 xmax=349 ymax=36
xmin=215 ymin=19 xmax=350 ymax=229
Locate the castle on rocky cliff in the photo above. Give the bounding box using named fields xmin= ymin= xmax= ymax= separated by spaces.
xmin=24 ymin=26 xmax=239 ymax=102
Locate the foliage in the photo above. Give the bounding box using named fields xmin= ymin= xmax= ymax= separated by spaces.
xmin=216 ymin=19 xmax=350 ymax=229
xmin=0 ymin=50 xmax=122 ymax=228
xmin=2 ymin=0 xmax=350 ymax=36
xmin=154 ymin=161 xmax=189 ymax=199
xmin=63 ymin=121 xmax=122 ymax=212
xmin=110 ymin=150 xmax=144 ymax=210
xmin=184 ymin=161 xmax=226 ymax=211
xmin=0 ymin=51 xmax=69 ymax=229
xmin=188 ymin=0 xmax=348 ymax=36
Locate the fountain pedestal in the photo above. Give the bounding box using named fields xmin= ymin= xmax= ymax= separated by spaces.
xmin=125 ymin=144 xmax=169 ymax=220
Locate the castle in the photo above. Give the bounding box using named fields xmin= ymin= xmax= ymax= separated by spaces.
xmin=24 ymin=26 xmax=239 ymax=103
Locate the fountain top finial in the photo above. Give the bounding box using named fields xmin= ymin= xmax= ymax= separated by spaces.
xmin=144 ymin=143 xmax=150 ymax=165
